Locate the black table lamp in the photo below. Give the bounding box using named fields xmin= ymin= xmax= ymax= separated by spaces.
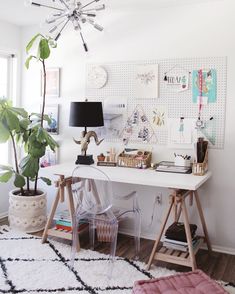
xmin=69 ymin=101 xmax=104 ymax=165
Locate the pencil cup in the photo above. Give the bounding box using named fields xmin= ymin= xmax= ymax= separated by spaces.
xmin=192 ymin=149 xmax=208 ymax=176
xmin=174 ymin=156 xmax=191 ymax=167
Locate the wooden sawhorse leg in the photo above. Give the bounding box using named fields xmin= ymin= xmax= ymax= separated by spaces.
xmin=147 ymin=189 xmax=211 ymax=271
xmin=194 ymin=191 xmax=212 ymax=253
xmin=41 ymin=175 xmax=80 ymax=251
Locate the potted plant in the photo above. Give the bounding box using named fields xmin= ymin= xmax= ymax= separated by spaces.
xmin=0 ymin=34 xmax=58 ymax=233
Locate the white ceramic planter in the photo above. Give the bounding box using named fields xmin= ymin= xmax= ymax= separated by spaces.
xmin=8 ymin=189 xmax=47 ymax=233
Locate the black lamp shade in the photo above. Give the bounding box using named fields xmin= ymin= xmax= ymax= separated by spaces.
xmin=69 ymin=101 xmax=104 ymax=127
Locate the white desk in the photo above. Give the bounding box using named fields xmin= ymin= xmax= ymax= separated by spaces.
xmin=41 ymin=163 xmax=212 ymax=270
xmin=41 ymin=163 xmax=212 ymax=191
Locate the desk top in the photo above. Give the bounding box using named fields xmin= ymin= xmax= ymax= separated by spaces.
xmin=41 ymin=163 xmax=212 ymax=191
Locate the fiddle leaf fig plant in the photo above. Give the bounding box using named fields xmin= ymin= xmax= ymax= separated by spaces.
xmin=0 ymin=34 xmax=58 ymax=196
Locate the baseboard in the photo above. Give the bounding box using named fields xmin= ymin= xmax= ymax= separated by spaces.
xmin=119 ymin=228 xmax=235 ymax=256
xmin=201 ymin=244 xmax=235 ymax=255
xmin=0 ymin=211 xmax=8 ymax=220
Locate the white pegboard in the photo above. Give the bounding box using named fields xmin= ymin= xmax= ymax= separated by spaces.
xmin=85 ymin=57 xmax=227 ymax=149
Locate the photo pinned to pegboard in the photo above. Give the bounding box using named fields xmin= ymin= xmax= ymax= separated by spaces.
xmin=121 ymin=104 xmax=157 ymax=145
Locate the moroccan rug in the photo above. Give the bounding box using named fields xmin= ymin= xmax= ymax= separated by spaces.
xmin=0 ymin=225 xmax=234 ymax=294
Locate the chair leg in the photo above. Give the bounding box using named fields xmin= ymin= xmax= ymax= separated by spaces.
xmin=70 ymin=213 xmax=80 ymax=269
xmin=89 ymin=218 xmax=95 ymax=250
xmin=134 ymin=209 xmax=141 ymax=260
xmin=108 ymin=220 xmax=118 ymax=279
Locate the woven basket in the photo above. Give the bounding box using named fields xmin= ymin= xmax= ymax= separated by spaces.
xmin=117 ymin=151 xmax=152 ymax=169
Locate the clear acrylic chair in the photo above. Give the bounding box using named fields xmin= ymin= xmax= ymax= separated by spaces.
xmin=70 ymin=165 xmax=141 ymax=278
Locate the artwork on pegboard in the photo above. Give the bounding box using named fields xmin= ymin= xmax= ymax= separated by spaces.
xmin=152 ymin=106 xmax=167 ymax=128
xmin=192 ymin=69 xmax=217 ymax=104
xmin=121 ymin=105 xmax=157 ymax=145
xmin=164 ymin=65 xmax=190 ymax=92
xmin=134 ymin=64 xmax=159 ymax=98
xmin=96 ymin=97 xmax=127 ymax=139
xmin=198 ymin=116 xmax=216 ymax=146
xmin=168 ymin=117 xmax=197 ymax=149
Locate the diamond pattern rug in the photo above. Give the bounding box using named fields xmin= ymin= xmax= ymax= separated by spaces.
xmin=0 ymin=225 xmax=234 ymax=294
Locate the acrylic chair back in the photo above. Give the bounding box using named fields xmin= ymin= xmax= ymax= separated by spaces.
xmin=71 ymin=165 xmax=113 ymax=216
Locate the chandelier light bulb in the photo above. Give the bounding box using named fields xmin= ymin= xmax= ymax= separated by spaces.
xmin=73 ymin=19 xmax=81 ymax=30
xmin=53 ymin=12 xmax=63 ymax=17
xmin=87 ymin=18 xmax=94 ymax=24
xmin=93 ymin=23 xmax=103 ymax=31
xmin=49 ymin=25 xmax=58 ymax=33
xmin=24 ymin=0 xmax=33 ymax=7
xmin=46 ymin=16 xmax=56 ymax=24
xmin=94 ymin=4 xmax=105 ymax=11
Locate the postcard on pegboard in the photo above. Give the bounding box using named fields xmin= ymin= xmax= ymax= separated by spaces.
xmin=134 ymin=64 xmax=159 ymax=99
xmin=152 ymin=105 xmax=167 ymax=128
xmin=192 ymin=69 xmax=217 ymax=104
xmin=168 ymin=118 xmax=197 ymax=149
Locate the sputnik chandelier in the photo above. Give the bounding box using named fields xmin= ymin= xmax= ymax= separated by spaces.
xmin=25 ymin=0 xmax=105 ymax=51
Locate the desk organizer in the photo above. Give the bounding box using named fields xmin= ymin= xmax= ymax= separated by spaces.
xmin=192 ymin=149 xmax=208 ymax=176
xmin=117 ymin=151 xmax=152 ymax=169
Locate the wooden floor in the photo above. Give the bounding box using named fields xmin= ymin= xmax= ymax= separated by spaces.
xmin=1 ymin=217 xmax=235 ymax=283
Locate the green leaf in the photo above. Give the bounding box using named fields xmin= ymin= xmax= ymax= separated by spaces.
xmin=40 ymin=177 xmax=52 ymax=186
xmin=11 ymin=107 xmax=28 ymax=118
xmin=25 ymin=55 xmax=34 ymax=69
xmin=29 ymin=141 xmax=46 ymax=158
xmin=43 ymin=114 xmax=52 ymax=125
xmin=15 ymin=133 xmax=21 ymax=144
xmin=36 ymin=127 xmax=46 ymax=143
xmin=26 ymin=33 xmax=41 ymax=54
xmin=20 ymin=155 xmax=39 ymax=178
xmin=19 ymin=118 xmax=30 ymax=130
xmin=14 ymin=173 xmax=26 ymax=188
xmin=0 ymin=122 xmax=10 ymax=143
xmin=28 ymin=120 xmax=40 ymax=129
xmin=39 ymin=38 xmax=50 ymax=60
xmin=44 ymin=131 xmax=59 ymax=150
xmin=0 ymin=171 xmax=13 ymax=183
xmin=0 ymin=165 xmax=13 ymax=171
xmin=5 ymin=109 xmax=20 ymax=131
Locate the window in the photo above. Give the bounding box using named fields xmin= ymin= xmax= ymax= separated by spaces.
xmin=0 ymin=54 xmax=17 ymax=165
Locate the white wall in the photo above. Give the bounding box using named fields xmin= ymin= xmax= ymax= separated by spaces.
xmin=0 ymin=20 xmax=21 ymax=217
xmin=21 ymin=0 xmax=235 ymax=253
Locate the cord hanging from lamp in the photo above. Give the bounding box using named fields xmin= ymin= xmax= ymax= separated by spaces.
xmin=24 ymin=0 xmax=105 ymax=52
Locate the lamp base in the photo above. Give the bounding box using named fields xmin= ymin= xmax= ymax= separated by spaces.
xmin=75 ymin=155 xmax=94 ymax=165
